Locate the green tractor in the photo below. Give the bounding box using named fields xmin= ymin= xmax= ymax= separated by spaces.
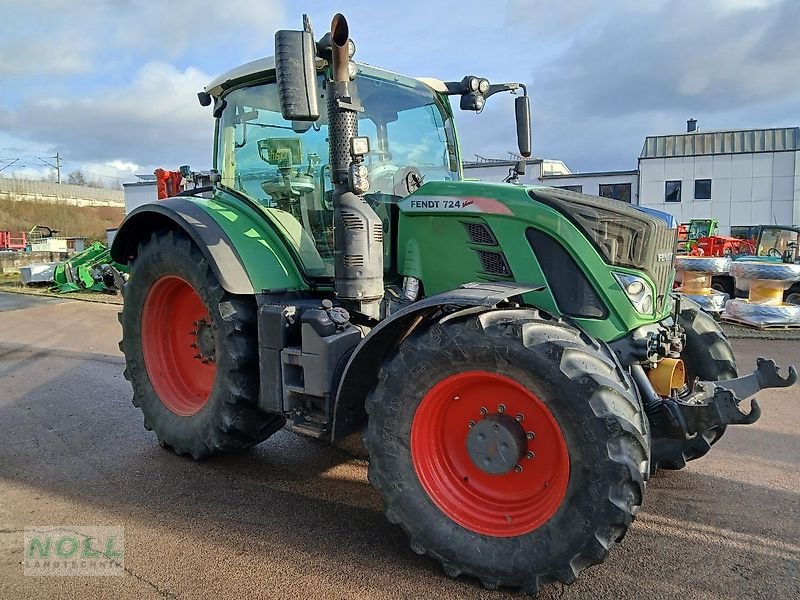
xmin=111 ymin=14 xmax=797 ymax=593
xmin=676 ymin=218 xmax=718 ymax=254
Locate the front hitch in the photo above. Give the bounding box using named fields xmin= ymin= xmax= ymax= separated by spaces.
xmin=652 ymin=358 xmax=797 ymax=439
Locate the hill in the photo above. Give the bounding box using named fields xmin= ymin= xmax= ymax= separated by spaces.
xmin=0 ymin=197 xmax=124 ymax=243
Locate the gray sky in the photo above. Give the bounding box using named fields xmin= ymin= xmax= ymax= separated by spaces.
xmin=0 ymin=0 xmax=797 ymax=185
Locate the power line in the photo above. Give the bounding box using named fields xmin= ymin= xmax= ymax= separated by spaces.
xmin=0 ymin=158 xmax=19 ymax=172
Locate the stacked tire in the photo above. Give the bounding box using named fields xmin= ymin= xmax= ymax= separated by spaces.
xmin=725 ymin=261 xmax=800 ymax=327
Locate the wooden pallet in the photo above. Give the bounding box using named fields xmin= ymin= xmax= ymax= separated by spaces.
xmin=721 ymin=315 xmax=800 ymax=331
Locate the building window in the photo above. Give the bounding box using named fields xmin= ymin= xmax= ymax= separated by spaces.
xmin=665 ymin=180 xmax=681 ymax=203
xmin=598 ymin=183 xmax=632 ymax=203
xmin=730 ymin=226 xmax=759 ymax=245
xmin=555 ymin=185 xmax=582 ymax=193
xmin=694 ymin=179 xmax=711 ymax=200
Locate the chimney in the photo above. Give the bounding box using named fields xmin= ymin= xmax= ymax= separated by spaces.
xmin=687 ymin=118 xmax=697 ymax=133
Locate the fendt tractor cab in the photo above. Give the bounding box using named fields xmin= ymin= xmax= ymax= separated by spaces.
xmin=111 ymin=14 xmax=797 ymax=594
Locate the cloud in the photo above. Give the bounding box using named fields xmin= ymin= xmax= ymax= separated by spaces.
xmin=490 ymin=0 xmax=800 ymax=170
xmin=0 ymin=0 xmax=288 ymax=178
xmin=0 ymin=0 xmax=797 ymax=178
xmin=536 ymin=0 xmax=799 ymax=116
xmin=0 ymin=61 xmax=214 ymax=172
xmin=0 ymin=0 xmax=286 ymax=79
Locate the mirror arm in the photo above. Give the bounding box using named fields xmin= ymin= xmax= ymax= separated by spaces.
xmin=484 ymin=82 xmax=526 ymax=100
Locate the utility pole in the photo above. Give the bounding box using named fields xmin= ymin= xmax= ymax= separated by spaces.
xmin=38 ymin=153 xmax=62 ymax=183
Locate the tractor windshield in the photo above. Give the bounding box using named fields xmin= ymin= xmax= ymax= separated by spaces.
xmin=758 ymin=228 xmax=799 ymax=258
xmin=687 ymin=220 xmax=713 ymax=240
xmin=215 ymin=72 xmax=459 ymax=277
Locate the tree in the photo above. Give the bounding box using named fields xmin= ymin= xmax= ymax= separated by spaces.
xmin=67 ymin=170 xmax=88 ymax=186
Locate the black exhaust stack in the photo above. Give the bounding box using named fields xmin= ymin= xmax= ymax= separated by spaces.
xmin=327 ymin=14 xmax=384 ymax=319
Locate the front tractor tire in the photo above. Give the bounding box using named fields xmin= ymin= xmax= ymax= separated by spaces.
xmin=119 ymin=230 xmax=284 ymax=459
xmin=364 ymin=309 xmax=649 ymax=593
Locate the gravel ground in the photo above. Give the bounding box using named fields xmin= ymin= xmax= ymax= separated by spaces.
xmin=0 ymin=293 xmax=798 ymax=599
xmin=0 ymin=279 xmax=122 ymax=305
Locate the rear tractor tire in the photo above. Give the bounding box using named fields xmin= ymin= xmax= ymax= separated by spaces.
xmin=119 ymin=230 xmax=284 ymax=459
xmin=364 ymin=309 xmax=649 ymax=593
xmin=650 ymin=298 xmax=738 ymax=471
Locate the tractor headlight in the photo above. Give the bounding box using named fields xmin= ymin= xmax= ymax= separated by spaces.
xmin=613 ymin=272 xmax=654 ymax=315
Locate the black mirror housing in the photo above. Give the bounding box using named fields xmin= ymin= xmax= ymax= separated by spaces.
xmin=274 ymin=28 xmax=320 ymax=121
xmin=515 ymin=95 xmax=531 ymax=158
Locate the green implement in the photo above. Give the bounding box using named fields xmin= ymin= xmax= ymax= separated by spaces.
xmin=52 ymin=241 xmax=128 ymax=294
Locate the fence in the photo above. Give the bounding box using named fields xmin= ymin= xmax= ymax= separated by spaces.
xmin=0 ymin=178 xmax=124 ymax=208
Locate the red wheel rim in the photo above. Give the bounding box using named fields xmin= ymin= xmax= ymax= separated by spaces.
xmin=411 ymin=371 xmax=569 ymax=537
xmin=141 ymin=276 xmax=216 ymax=416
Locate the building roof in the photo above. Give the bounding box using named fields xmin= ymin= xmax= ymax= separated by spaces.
xmin=640 ymin=126 xmax=799 ymax=159
xmin=541 ymin=169 xmax=638 ymax=179
xmin=463 ymin=156 xmax=543 ymax=168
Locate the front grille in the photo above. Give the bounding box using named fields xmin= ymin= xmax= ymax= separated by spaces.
xmin=651 ymin=226 xmax=677 ymax=311
xmin=529 ymin=188 xmax=677 ymax=313
xmin=477 ymin=250 xmax=512 ymax=276
xmin=464 ymin=222 xmax=497 ymax=245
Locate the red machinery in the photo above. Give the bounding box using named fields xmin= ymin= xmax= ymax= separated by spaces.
xmin=691 ymin=235 xmax=755 ymax=257
xmin=154 ymin=169 xmax=185 ymax=200
xmin=0 ymin=231 xmax=27 ymax=250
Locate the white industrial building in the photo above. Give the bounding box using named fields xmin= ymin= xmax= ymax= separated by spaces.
xmin=637 ymin=126 xmax=799 ymax=235
xmin=463 ymin=157 xmax=573 ymax=183
xmin=122 ymin=175 xmax=158 ymax=214
xmin=465 ymin=125 xmax=800 ymax=235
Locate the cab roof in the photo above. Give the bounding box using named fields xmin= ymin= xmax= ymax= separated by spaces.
xmin=204 ymin=55 xmax=448 ymax=97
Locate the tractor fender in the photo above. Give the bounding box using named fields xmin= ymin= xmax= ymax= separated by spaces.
xmin=331 ymin=282 xmax=541 ymax=442
xmin=111 ymin=198 xmax=254 ymax=294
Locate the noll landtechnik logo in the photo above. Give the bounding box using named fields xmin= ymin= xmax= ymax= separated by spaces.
xmin=23 ymin=526 xmax=124 ymax=576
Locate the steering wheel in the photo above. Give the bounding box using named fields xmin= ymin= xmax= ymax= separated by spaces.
xmin=767 ymin=247 xmax=781 ymax=257
xmin=368 ymin=162 xmax=400 ymax=195
xmin=261 ymin=170 xmax=315 ymax=198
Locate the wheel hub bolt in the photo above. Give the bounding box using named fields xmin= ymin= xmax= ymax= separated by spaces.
xmin=526 ymin=431 xmax=535 ymax=440
xmin=497 ymin=404 xmax=506 ymax=413
xmin=526 ymin=451 xmax=535 ymax=460
xmin=515 ymin=414 xmax=524 ymax=422
xmin=514 ymin=464 xmax=523 ymax=473
xmin=468 ymin=420 xmax=476 ymax=428
xmin=479 ymin=407 xmax=488 ymax=416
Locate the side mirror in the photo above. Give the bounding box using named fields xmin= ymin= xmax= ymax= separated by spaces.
xmin=274 ymin=19 xmax=319 ymax=121
xmin=515 ymin=95 xmax=531 ymax=158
